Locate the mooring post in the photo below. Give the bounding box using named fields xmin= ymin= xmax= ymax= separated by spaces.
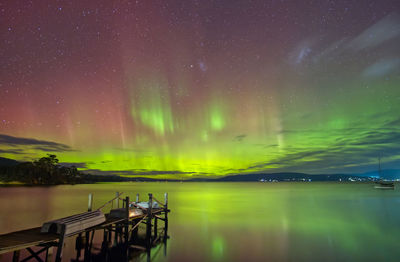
xmin=113 ymin=224 xmax=118 ymax=246
xmin=164 ymin=192 xmax=168 ymax=237
xmin=136 ymin=193 xmax=140 ymax=203
xmin=154 ymin=216 xmax=158 ymax=239
xmin=75 ymin=233 xmax=82 ymax=260
xmin=115 ymin=192 xmax=120 ymax=208
xmin=88 ymin=193 xmax=93 ymax=212
xmin=108 ymin=225 xmax=112 ymax=244
xmin=101 ymin=228 xmax=108 ymax=253
xmin=146 ymin=193 xmax=153 ymax=247
xmin=125 ymin=196 xmax=130 ymax=242
xmin=45 ymin=246 xmax=53 ymax=262
xmin=12 ymin=250 xmax=20 ymax=262
xmin=55 ymin=228 xmax=65 ymax=262
xmin=84 ymin=230 xmax=91 ymax=261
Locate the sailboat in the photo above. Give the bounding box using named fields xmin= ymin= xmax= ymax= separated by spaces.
xmin=374 ymin=157 xmax=394 ymax=189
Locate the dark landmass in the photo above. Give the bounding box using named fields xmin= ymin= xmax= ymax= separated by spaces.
xmin=193 ymin=172 xmax=372 ymax=182
xmin=0 ymin=155 xmax=84 ymax=185
xmin=0 ymin=156 xmax=397 ymax=185
xmin=0 ymin=157 xmax=19 ymax=167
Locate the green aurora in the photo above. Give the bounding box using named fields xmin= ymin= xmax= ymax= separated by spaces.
xmin=1 ymin=2 xmax=400 ymax=178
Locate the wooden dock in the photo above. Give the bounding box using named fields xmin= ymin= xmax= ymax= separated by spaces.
xmin=0 ymin=193 xmax=170 ymax=262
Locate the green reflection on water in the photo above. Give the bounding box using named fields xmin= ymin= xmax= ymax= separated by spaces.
xmin=0 ymin=182 xmax=399 ymax=262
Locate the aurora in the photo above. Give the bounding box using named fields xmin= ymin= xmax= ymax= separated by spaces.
xmin=1 ymin=1 xmax=400 ymax=179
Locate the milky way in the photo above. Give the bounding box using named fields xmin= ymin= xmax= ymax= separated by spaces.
xmin=1 ymin=1 xmax=400 ymax=178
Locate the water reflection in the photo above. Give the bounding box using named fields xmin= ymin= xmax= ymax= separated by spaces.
xmin=1 ymin=182 xmax=399 ymax=262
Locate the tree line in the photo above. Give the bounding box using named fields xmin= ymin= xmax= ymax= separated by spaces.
xmin=0 ymin=154 xmax=83 ymax=185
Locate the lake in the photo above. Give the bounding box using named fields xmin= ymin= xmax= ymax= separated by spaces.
xmin=0 ymin=182 xmax=399 ymax=261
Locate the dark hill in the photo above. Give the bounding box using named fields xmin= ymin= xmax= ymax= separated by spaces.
xmin=0 ymin=157 xmax=20 ymax=167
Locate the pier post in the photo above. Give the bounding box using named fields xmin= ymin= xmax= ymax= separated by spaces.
xmin=55 ymin=228 xmax=65 ymax=262
xmin=146 ymin=193 xmax=153 ymax=247
xmin=154 ymin=216 xmax=158 ymax=239
xmin=45 ymin=246 xmax=53 ymax=262
xmin=115 ymin=192 xmax=120 ymax=208
xmin=125 ymin=196 xmax=130 ymax=243
xmin=75 ymin=234 xmax=83 ymax=260
xmin=83 ymin=231 xmax=90 ymax=261
xmin=136 ymin=193 xmax=139 ymax=203
xmin=164 ymin=193 xmax=168 ymax=237
xmin=12 ymin=250 xmax=20 ymax=262
xmin=88 ymin=193 xmax=93 ymax=211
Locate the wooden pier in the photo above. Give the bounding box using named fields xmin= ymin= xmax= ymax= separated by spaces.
xmin=0 ymin=193 xmax=170 ymax=261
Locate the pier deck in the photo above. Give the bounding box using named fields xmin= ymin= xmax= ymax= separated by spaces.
xmin=0 ymin=227 xmax=57 ymax=254
xmin=0 ymin=193 xmax=169 ymax=261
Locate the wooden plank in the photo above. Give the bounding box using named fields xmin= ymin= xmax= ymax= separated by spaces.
xmin=41 ymin=210 xmax=106 ymax=236
xmin=0 ymin=227 xmax=58 ymax=254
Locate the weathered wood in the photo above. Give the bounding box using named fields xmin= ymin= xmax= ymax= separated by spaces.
xmin=54 ymin=227 xmax=65 ymax=262
xmin=22 ymin=247 xmax=47 ymax=262
xmin=1 ymin=192 xmax=170 ymax=259
xmin=0 ymin=228 xmax=58 ymax=255
xmin=124 ymin=196 xmax=130 ymax=247
xmin=88 ymin=193 xmax=93 ymax=212
xmin=41 ymin=210 xmax=106 ymax=236
xmin=115 ymin=192 xmax=120 ymax=208
xmin=146 ymin=193 xmax=153 ymax=248
xmin=12 ymin=250 xmax=20 ymax=262
xmin=97 ymin=192 xmax=123 ymax=211
xmin=164 ymin=193 xmax=169 ymax=237
xmin=45 ymin=246 xmax=52 ymax=262
xmin=154 ymin=217 xmax=158 ymax=239
xmin=152 ymin=196 xmax=165 ymax=208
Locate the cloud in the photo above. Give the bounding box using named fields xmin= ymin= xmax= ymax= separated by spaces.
xmin=300 ymin=13 xmax=400 ymax=76
xmin=362 ymin=58 xmax=400 ymax=78
xmin=244 ymin=125 xmax=400 ymax=174
xmin=346 ymin=13 xmax=400 ymax=51
xmin=59 ymin=162 xmax=87 ymax=169
xmin=0 ymin=134 xmax=75 ymax=152
xmin=0 ymin=148 xmax=24 ymax=154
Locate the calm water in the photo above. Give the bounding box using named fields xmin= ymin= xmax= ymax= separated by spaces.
xmin=1 ymin=182 xmax=399 ymax=262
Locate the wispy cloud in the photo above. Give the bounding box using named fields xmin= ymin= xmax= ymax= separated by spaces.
xmin=244 ymin=124 xmax=400 ymax=174
xmin=59 ymin=162 xmax=87 ymax=169
xmin=362 ymin=58 xmax=400 ymax=78
xmin=0 ymin=148 xmax=24 ymax=154
xmin=0 ymin=134 xmax=75 ymax=153
xmin=294 ymin=13 xmax=400 ymax=78
xmin=346 ymin=13 xmax=400 ymax=51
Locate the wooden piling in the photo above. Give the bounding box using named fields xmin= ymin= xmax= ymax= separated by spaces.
xmin=146 ymin=193 xmax=153 ymax=247
xmin=124 ymin=196 xmax=130 ymax=245
xmin=12 ymin=250 xmax=19 ymax=262
xmin=115 ymin=192 xmax=120 ymax=208
xmin=45 ymin=246 xmax=53 ymax=262
xmin=164 ymin=193 xmax=168 ymax=236
xmin=83 ymin=231 xmax=90 ymax=261
xmin=154 ymin=216 xmax=158 ymax=239
xmin=88 ymin=193 xmax=93 ymax=212
xmin=54 ymin=228 xmax=65 ymax=262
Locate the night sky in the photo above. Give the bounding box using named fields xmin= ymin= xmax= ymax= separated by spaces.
xmin=1 ymin=0 xmax=400 ymax=178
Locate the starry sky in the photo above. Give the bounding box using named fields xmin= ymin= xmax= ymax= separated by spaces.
xmin=1 ymin=0 xmax=400 ymax=178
